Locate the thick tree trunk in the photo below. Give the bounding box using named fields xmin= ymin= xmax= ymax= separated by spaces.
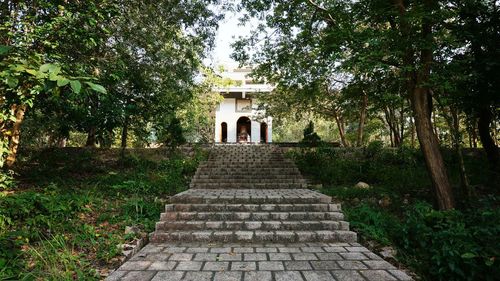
xmin=357 ymin=93 xmax=368 ymax=147
xmin=394 ymin=0 xmax=455 ymax=210
xmin=5 ymin=104 xmax=27 ymax=168
xmin=384 ymin=108 xmax=401 ymax=147
xmin=85 ymin=127 xmax=97 ymax=147
xmin=333 ymin=110 xmax=349 ymax=147
xmin=121 ymin=115 xmax=129 ymax=149
xmin=450 ymin=107 xmax=473 ymax=198
xmin=478 ymin=109 xmax=500 ymax=171
xmin=411 ymin=87 xmax=454 ymax=209
xmin=410 ymin=117 xmax=416 ymax=148
xmin=472 ymin=126 xmax=478 ymax=148
xmin=57 ymin=138 xmax=67 ymax=148
xmin=400 ymin=100 xmax=405 ymax=145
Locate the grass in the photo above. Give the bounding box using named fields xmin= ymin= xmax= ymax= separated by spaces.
xmin=0 ymin=147 xmax=207 ymax=280
xmin=289 ymin=144 xmax=500 ymax=281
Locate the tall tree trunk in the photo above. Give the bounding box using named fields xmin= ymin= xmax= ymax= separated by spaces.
xmin=394 ymin=0 xmax=455 ymax=210
xmin=5 ymin=104 xmax=27 ymax=168
xmin=85 ymin=127 xmax=97 ymax=147
xmin=400 ymin=101 xmax=405 ymax=145
xmin=478 ymin=108 xmax=500 ymax=171
xmin=472 ymin=125 xmax=478 ymax=148
xmin=410 ymin=116 xmax=416 ymax=148
xmin=120 ymin=114 xmax=129 ymax=159
xmin=333 ymin=110 xmax=349 ymax=147
xmin=57 ymin=138 xmax=67 ymax=148
xmin=121 ymin=114 xmax=129 ymax=149
xmin=357 ymin=93 xmax=368 ymax=147
xmin=449 ymin=107 xmax=473 ymax=198
xmin=411 ymin=86 xmax=454 ymax=209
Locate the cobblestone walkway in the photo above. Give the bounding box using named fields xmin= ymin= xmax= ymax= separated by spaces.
xmin=106 ymin=145 xmax=414 ymax=280
xmin=107 ymin=242 xmax=413 ymax=281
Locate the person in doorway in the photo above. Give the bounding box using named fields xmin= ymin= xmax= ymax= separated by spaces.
xmin=238 ymin=127 xmax=250 ymax=143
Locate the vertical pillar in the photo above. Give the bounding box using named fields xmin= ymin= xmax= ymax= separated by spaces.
xmin=251 ymin=120 xmax=260 ymax=143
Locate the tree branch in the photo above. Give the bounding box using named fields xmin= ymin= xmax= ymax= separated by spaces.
xmin=307 ymin=0 xmax=335 ymax=25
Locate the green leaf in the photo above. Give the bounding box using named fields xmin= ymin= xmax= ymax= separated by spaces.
xmin=57 ymin=78 xmax=70 ymax=87
xmin=26 ymin=69 xmax=38 ymax=76
xmin=12 ymin=65 xmax=26 ymax=72
xmin=40 ymin=64 xmax=51 ymax=73
xmin=39 ymin=64 xmax=61 ymax=75
xmin=461 ymin=253 xmax=476 ymax=259
xmin=70 ymin=80 xmax=82 ymax=94
xmin=0 ymin=45 xmax=11 ymax=56
xmin=85 ymin=82 xmax=107 ymax=94
xmin=49 ymin=72 xmax=61 ymax=81
xmin=6 ymin=77 xmax=18 ymax=88
xmin=49 ymin=65 xmax=61 ymax=75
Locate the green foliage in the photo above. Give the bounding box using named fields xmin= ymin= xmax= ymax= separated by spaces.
xmin=344 ymin=203 xmax=399 ymax=246
xmin=293 ymin=148 xmax=499 ymax=281
xmin=160 ymin=117 xmax=186 ymax=148
xmin=339 ymin=201 xmax=500 ymax=281
xmin=0 ymin=147 xmax=205 ymax=280
xmin=292 ymin=146 xmax=430 ymax=194
xmin=23 ymin=234 xmax=99 ymax=280
xmin=397 ymin=202 xmax=500 ymax=281
xmin=300 ymin=121 xmax=322 ymax=146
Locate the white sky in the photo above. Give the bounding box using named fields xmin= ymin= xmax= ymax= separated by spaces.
xmin=205 ymin=11 xmax=257 ymax=67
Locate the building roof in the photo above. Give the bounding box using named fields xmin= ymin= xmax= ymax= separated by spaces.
xmin=213 ymin=65 xmax=274 ymax=94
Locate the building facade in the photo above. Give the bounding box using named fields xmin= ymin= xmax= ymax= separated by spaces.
xmin=213 ymin=66 xmax=273 ymax=143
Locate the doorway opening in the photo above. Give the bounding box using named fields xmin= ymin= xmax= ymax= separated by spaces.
xmin=221 ymin=122 xmax=227 ymax=143
xmin=260 ymin=122 xmax=268 ymax=143
xmin=236 ymin=117 xmax=251 ymax=143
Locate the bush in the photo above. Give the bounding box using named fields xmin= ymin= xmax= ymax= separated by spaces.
xmin=342 ymin=201 xmax=500 ymax=281
xmin=0 ymin=147 xmax=206 ymax=280
xmin=291 ymin=147 xmax=499 ymax=281
xmin=300 ymin=121 xmax=322 ymax=146
xmin=397 ymin=202 xmax=500 ymax=281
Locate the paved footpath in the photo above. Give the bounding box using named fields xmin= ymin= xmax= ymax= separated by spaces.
xmin=106 ymin=145 xmax=414 ymax=280
xmin=106 ymin=242 xmax=413 ymax=281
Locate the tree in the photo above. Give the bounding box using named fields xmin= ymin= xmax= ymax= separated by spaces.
xmin=1 ymin=0 xmax=223 ymax=156
xmin=450 ymin=0 xmax=500 ymax=175
xmin=232 ymin=0 xmax=486 ymax=209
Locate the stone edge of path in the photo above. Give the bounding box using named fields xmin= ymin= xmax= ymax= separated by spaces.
xmin=105 ymin=242 xmax=415 ymax=281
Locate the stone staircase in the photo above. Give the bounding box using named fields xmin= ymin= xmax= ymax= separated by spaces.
xmin=150 ymin=144 xmax=357 ymax=243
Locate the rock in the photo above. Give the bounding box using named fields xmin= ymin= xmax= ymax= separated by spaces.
xmin=378 ymin=196 xmax=391 ymax=208
xmin=125 ymin=226 xmax=140 ymax=235
xmin=310 ymin=183 xmax=323 ymax=190
xmin=354 ymin=181 xmax=370 ymax=189
xmin=379 ymin=246 xmax=397 ymax=259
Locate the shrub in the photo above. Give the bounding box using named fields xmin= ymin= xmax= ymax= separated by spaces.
xmin=300 ymin=121 xmax=322 ymax=146
xmin=397 ymin=202 xmax=500 ymax=281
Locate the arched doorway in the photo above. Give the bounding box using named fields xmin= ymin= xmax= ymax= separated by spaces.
xmin=260 ymin=122 xmax=268 ymax=143
xmin=236 ymin=116 xmax=251 ymax=143
xmin=220 ymin=122 xmax=227 ymax=143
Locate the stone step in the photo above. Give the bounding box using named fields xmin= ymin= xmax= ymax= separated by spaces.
xmin=193 ymin=174 xmax=304 ymax=179
xmin=195 ymin=172 xmax=301 ymax=176
xmin=149 ymin=230 xmax=357 ymax=243
xmin=196 ymin=166 xmax=299 ymax=169
xmin=170 ymin=189 xmax=332 ymax=204
xmin=189 ymin=183 xmax=307 ymax=189
xmin=159 ymin=211 xmax=345 ymax=221
xmin=155 ymin=220 xmax=350 ymax=231
xmin=190 ymin=179 xmax=305 ymax=183
xmin=203 ymin=159 xmax=293 ymax=163
xmin=166 ymin=203 xmax=341 ymax=212
xmin=197 ymin=166 xmax=299 ymax=170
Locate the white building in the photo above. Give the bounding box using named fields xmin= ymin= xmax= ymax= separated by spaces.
xmin=213 ymin=66 xmax=273 ymax=143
